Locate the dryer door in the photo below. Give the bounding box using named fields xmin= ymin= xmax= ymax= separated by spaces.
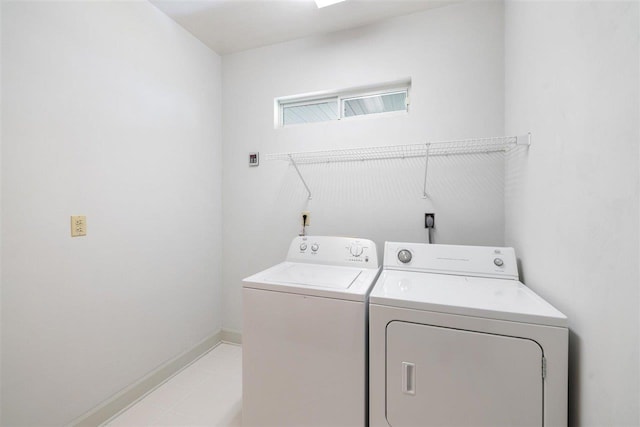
xmin=386 ymin=321 xmax=543 ymax=427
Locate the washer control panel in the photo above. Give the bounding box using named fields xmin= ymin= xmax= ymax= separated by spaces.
xmin=288 ymin=236 xmax=379 ymax=268
xmin=384 ymin=242 xmax=518 ymax=280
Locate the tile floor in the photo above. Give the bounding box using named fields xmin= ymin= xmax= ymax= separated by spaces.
xmin=106 ymin=343 xmax=242 ymax=426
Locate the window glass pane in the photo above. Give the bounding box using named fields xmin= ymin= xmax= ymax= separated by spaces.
xmin=283 ymin=100 xmax=338 ymax=125
xmin=343 ymin=91 xmax=407 ymax=118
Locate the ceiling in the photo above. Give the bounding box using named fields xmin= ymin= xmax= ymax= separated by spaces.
xmin=150 ymin=0 xmax=458 ymax=55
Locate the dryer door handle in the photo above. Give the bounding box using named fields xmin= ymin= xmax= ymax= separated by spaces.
xmin=402 ymin=362 xmax=416 ymax=395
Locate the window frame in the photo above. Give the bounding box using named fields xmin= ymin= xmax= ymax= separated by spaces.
xmin=276 ymin=80 xmax=411 ymax=128
xmin=280 ymin=96 xmax=339 ymax=126
xmin=340 ymin=88 xmax=409 ymax=121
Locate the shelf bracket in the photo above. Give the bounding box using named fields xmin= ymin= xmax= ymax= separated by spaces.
xmin=422 ymin=143 xmax=431 ymax=199
xmin=516 ymin=133 xmax=531 ymax=146
xmin=289 ymin=154 xmax=312 ymax=200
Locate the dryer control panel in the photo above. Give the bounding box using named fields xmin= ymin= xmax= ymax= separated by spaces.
xmin=384 ymin=242 xmax=518 ymax=280
xmin=287 ymin=236 xmax=379 ymax=268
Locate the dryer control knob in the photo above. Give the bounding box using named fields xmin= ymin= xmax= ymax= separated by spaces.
xmin=398 ymin=249 xmax=412 ymax=264
xmin=494 ymin=258 xmax=504 ymax=267
xmin=311 ymin=244 xmax=319 ymax=252
xmin=300 ymin=243 xmax=308 ymax=251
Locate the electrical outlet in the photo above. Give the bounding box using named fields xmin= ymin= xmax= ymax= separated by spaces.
xmin=71 ymin=215 xmax=87 ymax=237
xmin=425 ymin=213 xmax=435 ymax=229
xmin=302 ymin=211 xmax=311 ymax=226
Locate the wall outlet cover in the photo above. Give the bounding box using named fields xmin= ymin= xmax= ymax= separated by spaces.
xmin=71 ymin=215 xmax=87 ymax=237
xmin=425 ymin=213 xmax=435 ymax=229
xmin=302 ymin=211 xmax=311 ymax=226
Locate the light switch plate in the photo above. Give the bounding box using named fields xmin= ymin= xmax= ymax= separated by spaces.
xmin=71 ymin=215 xmax=87 ymax=237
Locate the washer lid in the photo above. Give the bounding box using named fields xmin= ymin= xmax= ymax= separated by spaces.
xmin=369 ymin=270 xmax=567 ymax=327
xmin=243 ymin=262 xmax=380 ymax=301
xmin=263 ymin=263 xmax=361 ymax=289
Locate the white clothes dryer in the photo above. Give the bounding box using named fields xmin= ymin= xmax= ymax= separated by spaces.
xmin=243 ymin=236 xmax=380 ymax=427
xmin=369 ymin=242 xmax=568 ymax=427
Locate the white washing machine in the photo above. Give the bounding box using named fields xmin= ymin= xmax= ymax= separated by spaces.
xmin=242 ymin=235 xmax=380 ymax=427
xmin=369 ymin=242 xmax=568 ymax=427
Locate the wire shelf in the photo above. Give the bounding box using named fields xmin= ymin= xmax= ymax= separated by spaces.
xmin=266 ymin=144 xmax=427 ymax=164
xmin=265 ymin=135 xmax=528 ymax=165
xmin=428 ymin=136 xmax=521 ymax=156
xmin=265 ymin=134 xmax=530 ymax=199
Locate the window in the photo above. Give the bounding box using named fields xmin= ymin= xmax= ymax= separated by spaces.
xmin=277 ymin=80 xmax=410 ymax=127
xmin=343 ymin=91 xmax=407 ymax=118
xmin=282 ymin=98 xmax=338 ymax=126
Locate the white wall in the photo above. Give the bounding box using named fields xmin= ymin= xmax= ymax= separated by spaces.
xmin=0 ymin=1 xmax=3 ymax=423
xmin=221 ymin=1 xmax=505 ymax=333
xmin=1 ymin=2 xmax=222 ymax=425
xmin=504 ymin=2 xmax=640 ymax=425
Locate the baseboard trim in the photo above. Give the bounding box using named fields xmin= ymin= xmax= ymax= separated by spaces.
xmin=70 ymin=331 xmax=223 ymax=427
xmin=221 ymin=328 xmax=242 ymax=345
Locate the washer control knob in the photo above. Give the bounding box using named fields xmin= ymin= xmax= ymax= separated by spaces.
xmin=311 ymin=243 xmax=319 ymax=252
xmin=398 ymin=249 xmax=412 ymax=264
xmin=349 ymin=243 xmax=363 ymax=257
xmin=300 ymin=243 xmax=308 ymax=251
xmin=494 ymin=258 xmax=504 ymax=267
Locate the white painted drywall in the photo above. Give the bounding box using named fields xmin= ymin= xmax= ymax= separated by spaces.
xmin=1 ymin=2 xmax=222 ymax=425
xmin=221 ymin=1 xmax=506 ymax=333
xmin=504 ymin=1 xmax=640 ymax=425
xmin=0 ymin=1 xmax=3 ymax=423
